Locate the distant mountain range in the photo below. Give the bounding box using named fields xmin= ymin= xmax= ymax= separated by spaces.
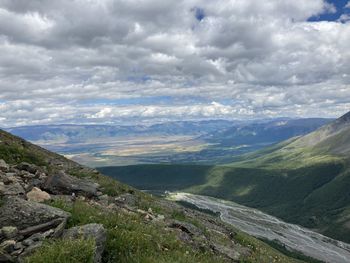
xmin=99 ymin=111 xmax=350 ymax=243
xmin=5 ymin=118 xmax=332 ymax=166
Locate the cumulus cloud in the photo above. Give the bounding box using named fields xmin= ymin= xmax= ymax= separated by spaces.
xmin=0 ymin=0 xmax=349 ymax=127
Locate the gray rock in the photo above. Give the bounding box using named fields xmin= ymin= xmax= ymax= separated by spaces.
xmin=98 ymin=194 xmax=109 ymax=206
xmin=15 ymin=163 xmax=38 ymax=175
xmin=0 ymin=197 xmax=70 ymax=232
xmin=43 ymin=171 xmax=99 ymax=197
xmin=115 ymin=193 xmax=138 ymax=207
xmin=0 ymin=182 xmax=25 ymax=196
xmin=0 ymin=252 xmax=13 ymax=262
xmin=13 ymin=242 xmax=24 ymax=251
xmin=0 ymin=160 xmax=9 ymax=172
xmin=1 ymin=227 xmax=18 ymax=239
xmin=22 ymin=238 xmax=34 ymax=247
xmin=210 ymin=243 xmax=243 ymax=261
xmin=63 ymin=224 xmax=106 ymax=263
xmin=0 ymin=240 xmax=16 ymax=253
xmin=0 ymin=175 xmax=11 ymax=185
xmin=168 ymin=220 xmax=203 ymax=237
xmin=10 ymin=247 xmax=24 ymax=257
xmin=19 ymin=241 xmax=43 ymax=258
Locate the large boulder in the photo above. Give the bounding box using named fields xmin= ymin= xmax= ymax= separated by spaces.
xmin=63 ymin=224 xmax=106 ymax=263
xmin=0 ymin=196 xmax=70 ymax=232
xmin=43 ymin=171 xmax=99 ymax=197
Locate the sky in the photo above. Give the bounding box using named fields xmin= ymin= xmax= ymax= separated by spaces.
xmin=0 ymin=0 xmax=350 ymax=127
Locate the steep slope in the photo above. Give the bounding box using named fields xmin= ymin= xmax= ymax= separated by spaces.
xmin=0 ymin=129 xmax=306 ymax=263
xmin=192 ymin=111 xmax=350 ymax=242
xmin=104 ymin=111 xmax=350 ymax=244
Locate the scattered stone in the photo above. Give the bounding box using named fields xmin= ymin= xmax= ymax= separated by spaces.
xmin=43 ymin=171 xmax=99 ymax=197
xmin=10 ymin=247 xmax=24 ymax=257
xmin=22 ymin=238 xmax=34 ymax=247
xmin=15 ymin=163 xmax=38 ymax=175
xmin=1 ymin=226 xmax=18 ymax=239
xmin=0 ymin=160 xmax=9 ymax=172
xmin=19 ymin=171 xmax=36 ymax=180
xmin=63 ymin=224 xmax=107 ymax=263
xmin=155 ymin=214 xmax=165 ymax=221
xmin=210 ymin=243 xmax=242 ymax=261
xmin=13 ymin=242 xmax=24 ymax=251
xmin=19 ymin=241 xmax=43 ymax=258
xmin=115 ymin=193 xmax=138 ymax=207
xmin=26 ymin=187 xmax=51 ymax=203
xmin=5 ymin=173 xmax=16 ymax=178
xmin=0 ymin=240 xmax=16 ymax=253
xmin=168 ymin=220 xmax=203 ymax=237
xmin=144 ymin=214 xmax=154 ymax=221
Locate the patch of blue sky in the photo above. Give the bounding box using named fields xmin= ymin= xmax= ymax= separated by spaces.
xmin=194 ymin=7 xmax=205 ymax=21
xmin=308 ymin=0 xmax=349 ymax=22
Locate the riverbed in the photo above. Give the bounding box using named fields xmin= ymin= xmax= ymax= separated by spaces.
xmin=168 ymin=192 xmax=350 ymax=263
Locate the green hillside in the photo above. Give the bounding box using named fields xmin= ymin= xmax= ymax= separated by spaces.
xmin=189 ymin=111 xmax=350 ymax=242
xmin=0 ymin=129 xmax=308 ymax=263
xmin=103 ymin=111 xmax=350 ymax=243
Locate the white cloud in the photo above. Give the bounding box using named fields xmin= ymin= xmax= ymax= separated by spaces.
xmin=0 ymin=0 xmax=349 ymax=127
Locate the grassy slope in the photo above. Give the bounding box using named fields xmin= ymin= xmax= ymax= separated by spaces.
xmin=0 ymin=129 xmax=304 ymax=263
xmin=192 ymin=121 xmax=350 ymax=242
xmin=102 ymin=120 xmax=350 ymax=243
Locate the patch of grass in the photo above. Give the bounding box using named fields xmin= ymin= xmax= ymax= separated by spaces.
xmin=171 ymin=210 xmax=187 ymax=221
xmin=48 ymin=199 xmax=227 ymax=263
xmin=0 ymin=143 xmax=46 ymax=166
xmin=0 ymin=130 xmax=48 ymax=166
xmin=25 ymin=238 xmax=95 ymax=263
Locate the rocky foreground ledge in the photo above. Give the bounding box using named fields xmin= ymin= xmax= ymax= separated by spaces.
xmin=0 ymin=158 xmax=254 ymax=263
xmin=0 ymin=159 xmax=107 ymax=262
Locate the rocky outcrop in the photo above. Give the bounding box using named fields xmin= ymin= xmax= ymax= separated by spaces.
xmin=0 ymin=197 xmax=70 ymax=261
xmin=0 ymin=159 xmax=103 ymax=262
xmin=0 ymin=152 xmax=254 ymax=262
xmin=43 ymin=171 xmax=99 ymax=197
xmin=0 ymin=197 xmax=70 ymax=230
xmin=63 ymin=224 xmax=107 ymax=263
